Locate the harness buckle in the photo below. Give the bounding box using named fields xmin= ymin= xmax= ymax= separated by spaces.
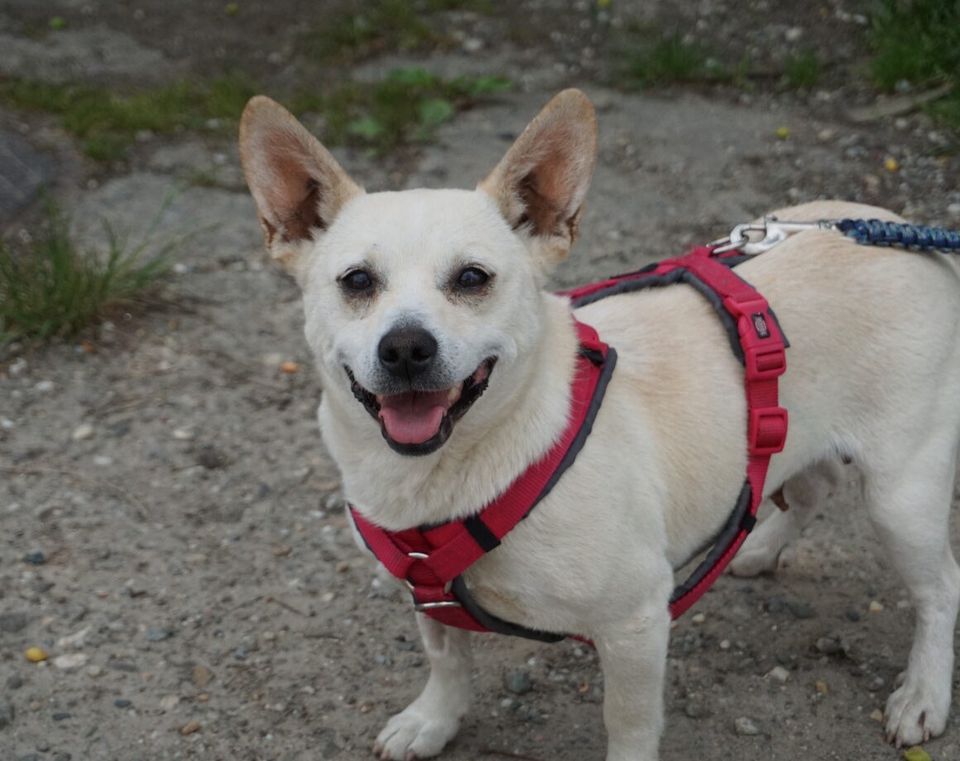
xmin=744 ymin=344 xmax=786 ymax=381
xmin=749 ymin=406 xmax=788 ymax=455
xmin=404 ymin=551 xmax=461 ymax=611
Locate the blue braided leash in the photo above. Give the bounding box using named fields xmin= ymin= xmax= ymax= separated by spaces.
xmin=836 ymin=218 xmax=960 ymax=252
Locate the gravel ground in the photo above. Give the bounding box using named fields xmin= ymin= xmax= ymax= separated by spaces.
xmin=2 ymin=2 xmax=960 ymax=760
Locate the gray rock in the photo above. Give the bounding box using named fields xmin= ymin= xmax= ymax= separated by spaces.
xmin=815 ymin=636 xmax=843 ymax=655
xmin=504 ymin=669 xmax=533 ymax=695
xmin=0 ymin=701 xmax=14 ymax=730
xmin=0 ymin=131 xmax=54 ymax=226
xmin=734 ymin=716 xmax=761 ymax=736
xmin=0 ymin=611 xmax=28 ymax=633
xmin=146 ymin=626 xmax=173 ymax=642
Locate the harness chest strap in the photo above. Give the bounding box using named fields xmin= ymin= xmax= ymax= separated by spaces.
xmin=350 ymin=245 xmax=788 ymax=638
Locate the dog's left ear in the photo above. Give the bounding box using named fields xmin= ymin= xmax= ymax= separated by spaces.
xmin=239 ymin=95 xmax=363 ymax=276
xmin=479 ymin=88 xmax=597 ymax=266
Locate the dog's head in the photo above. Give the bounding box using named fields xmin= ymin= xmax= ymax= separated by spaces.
xmin=239 ymin=90 xmax=597 ymax=456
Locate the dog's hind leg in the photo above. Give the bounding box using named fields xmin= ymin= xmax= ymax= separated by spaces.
xmin=861 ymin=435 xmax=960 ymax=747
xmin=729 ymin=460 xmax=843 ymax=577
xmin=374 ymin=614 xmax=472 ymax=760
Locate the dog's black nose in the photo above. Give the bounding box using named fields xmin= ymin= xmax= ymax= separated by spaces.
xmin=378 ymin=326 xmax=438 ymax=379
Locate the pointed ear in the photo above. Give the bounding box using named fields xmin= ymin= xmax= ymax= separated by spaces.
xmin=478 ymin=89 xmax=597 ymax=266
xmin=239 ymin=95 xmax=363 ymax=273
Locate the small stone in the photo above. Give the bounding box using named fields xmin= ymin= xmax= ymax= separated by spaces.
xmin=114 ymin=699 xmax=132 ymax=709
xmin=51 ymin=712 xmax=71 ymax=721
xmin=691 ymin=612 xmax=706 ymax=624
xmin=869 ymin=600 xmax=884 ymax=613
xmin=719 ymin=639 xmax=731 ymax=650
xmin=815 ymin=636 xmax=843 ymax=655
xmin=947 ymin=202 xmax=960 ymax=218
xmin=71 ymin=423 xmax=95 ymax=441
xmin=24 ymin=647 xmax=48 ymax=663
xmin=766 ymin=666 xmax=790 ymax=683
xmin=0 ymin=701 xmax=14 ymax=730
xmin=870 ymin=708 xmax=884 ymax=722
xmin=53 ymin=653 xmax=88 ymax=671
xmin=775 ymin=126 xmax=790 ymax=140
xmin=146 ymin=626 xmax=173 ymax=642
xmin=902 ymin=747 xmax=932 ymax=761
xmin=23 ymin=550 xmax=46 ymax=565
xmin=817 ymin=128 xmax=835 ymax=142
xmin=504 ymin=669 xmax=533 ymax=695
xmin=784 ymin=26 xmax=803 ymax=41
xmin=192 ymin=664 xmax=214 ymax=688
xmin=57 ymin=627 xmax=89 ymax=649
xmin=172 ymin=428 xmax=195 ymax=441
xmin=160 ymin=695 xmax=180 ymax=711
xmin=92 ymin=455 xmax=113 ymax=467
xmin=734 ymin=716 xmax=760 ymax=736
xmin=86 ymin=665 xmax=103 ymax=678
xmin=0 ymin=612 xmax=28 ymax=633
xmin=787 ymin=600 xmax=815 ymax=619
xmin=815 ymin=679 xmax=829 ymax=695
xmin=884 ymin=157 xmax=900 ymax=172
xmin=462 ymin=37 xmax=484 ymax=53
xmin=335 ymin=560 xmax=350 ymax=573
xmin=34 ymin=380 xmax=54 ymax=392
xmin=845 ymin=609 xmax=861 ymax=622
xmin=180 ymin=719 xmax=202 ymax=735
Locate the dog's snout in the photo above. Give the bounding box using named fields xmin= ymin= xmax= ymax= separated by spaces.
xmin=378 ymin=326 xmax=438 ymax=379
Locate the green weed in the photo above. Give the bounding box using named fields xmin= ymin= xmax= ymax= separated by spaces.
xmin=621 ymin=31 xmax=718 ymax=87
xmin=0 ymin=203 xmax=176 ymax=342
xmin=869 ymin=0 xmax=960 ymax=130
xmin=291 ymin=68 xmax=510 ymax=153
xmin=0 ymin=76 xmax=256 ymax=161
xmin=783 ymin=50 xmax=821 ymax=89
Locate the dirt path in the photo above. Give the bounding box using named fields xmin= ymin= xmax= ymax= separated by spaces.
xmin=2 ymin=2 xmax=960 ymax=760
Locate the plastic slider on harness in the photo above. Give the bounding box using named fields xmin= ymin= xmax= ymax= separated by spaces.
xmin=352 ymin=242 xmax=789 ymax=637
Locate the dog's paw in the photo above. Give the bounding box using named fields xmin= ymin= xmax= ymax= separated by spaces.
xmin=884 ymin=678 xmax=951 ymax=747
xmin=728 ymin=545 xmax=781 ymax=577
xmin=373 ymin=707 xmax=459 ymax=760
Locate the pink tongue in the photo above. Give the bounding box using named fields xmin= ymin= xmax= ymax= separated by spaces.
xmin=378 ymin=390 xmax=450 ymax=444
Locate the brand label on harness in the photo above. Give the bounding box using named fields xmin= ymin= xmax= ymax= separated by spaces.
xmin=752 ymin=313 xmax=770 ymax=339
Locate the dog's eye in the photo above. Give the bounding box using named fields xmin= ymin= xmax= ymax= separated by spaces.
xmin=340 ymin=269 xmax=374 ymax=292
xmin=455 ymin=267 xmax=490 ymax=290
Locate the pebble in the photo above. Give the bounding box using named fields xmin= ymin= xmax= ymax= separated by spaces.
xmin=34 ymin=380 xmax=55 ymax=392
xmin=24 ymin=647 xmax=48 ymax=663
xmin=192 ymin=664 xmax=214 ymax=687
xmin=71 ymin=423 xmax=95 ymax=441
xmin=53 ymin=653 xmax=88 ymax=670
xmin=86 ymin=665 xmax=103 ymax=678
xmin=504 ymin=669 xmax=533 ymax=695
xmin=51 ymin=712 xmax=71 ymax=721
xmin=766 ymin=665 xmax=790 ymax=683
xmin=869 ymin=600 xmax=884 ymax=613
xmin=92 ymin=455 xmax=113 ymax=467
xmin=902 ymin=747 xmax=932 ymax=761
xmin=948 ymin=202 xmax=960 ymax=218
xmin=172 ymin=428 xmax=195 ymax=441
xmin=23 ymin=550 xmax=46 ymax=565
xmin=719 ymin=639 xmax=731 ymax=650
xmin=734 ymin=716 xmax=761 ymax=736
xmin=113 ymin=698 xmax=132 ymax=709
xmin=0 ymin=701 xmax=14 ymax=730
xmin=815 ymin=680 xmax=829 ymax=695
xmin=845 ymin=609 xmax=861 ymax=622
xmin=815 ymin=636 xmax=843 ymax=655
xmin=180 ymin=719 xmax=202 ymax=735
xmin=870 ymin=708 xmax=884 ymax=722
xmin=691 ymin=612 xmax=706 ymax=624
xmin=146 ymin=626 xmax=173 ymax=642
xmin=160 ymin=695 xmax=180 ymax=711
xmin=784 ymin=26 xmax=803 ymax=41
xmin=0 ymin=612 xmax=28 ymax=632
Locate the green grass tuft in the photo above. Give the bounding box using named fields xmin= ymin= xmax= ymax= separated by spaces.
xmin=783 ymin=50 xmax=821 ymax=89
xmin=621 ymin=31 xmax=718 ymax=87
xmin=869 ymin=0 xmax=960 ymax=90
xmin=0 ymin=203 xmax=175 ymax=342
xmin=0 ymin=76 xmax=257 ymax=161
xmin=291 ymin=68 xmax=510 ymax=154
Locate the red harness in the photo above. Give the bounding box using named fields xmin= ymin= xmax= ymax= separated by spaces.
xmin=351 ymin=245 xmax=788 ymax=640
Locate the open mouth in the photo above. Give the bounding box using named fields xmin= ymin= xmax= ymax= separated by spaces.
xmin=344 ymin=358 xmax=497 ymax=456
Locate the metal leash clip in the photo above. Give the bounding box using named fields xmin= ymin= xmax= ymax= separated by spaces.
xmin=710 ymin=217 xmax=836 ymax=255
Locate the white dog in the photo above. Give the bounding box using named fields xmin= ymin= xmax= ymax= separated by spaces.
xmin=239 ymin=89 xmax=960 ymax=760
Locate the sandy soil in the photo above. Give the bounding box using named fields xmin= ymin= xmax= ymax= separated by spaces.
xmin=2 ymin=2 xmax=960 ymax=760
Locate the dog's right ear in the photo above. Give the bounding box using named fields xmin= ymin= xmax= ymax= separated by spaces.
xmin=239 ymin=96 xmax=363 ymax=275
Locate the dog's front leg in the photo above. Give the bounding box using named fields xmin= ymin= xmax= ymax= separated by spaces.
xmin=594 ymin=601 xmax=671 ymax=761
xmin=374 ymin=613 xmax=472 ymax=760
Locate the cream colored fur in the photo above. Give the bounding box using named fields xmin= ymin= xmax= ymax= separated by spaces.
xmin=240 ymin=90 xmax=960 ymax=760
